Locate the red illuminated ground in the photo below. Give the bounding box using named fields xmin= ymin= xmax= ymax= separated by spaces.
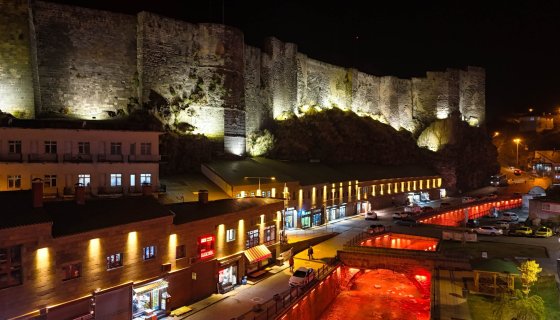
xmin=359 ymin=233 xmax=438 ymax=251
xmin=419 ymin=199 xmax=522 ymax=226
xmin=320 ymin=269 xmax=431 ymax=320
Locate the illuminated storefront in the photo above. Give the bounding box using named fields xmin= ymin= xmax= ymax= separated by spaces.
xmin=132 ymin=279 xmax=170 ymax=319
xmin=356 ymin=201 xmax=371 ymax=215
xmin=407 ymin=192 xmax=430 ymax=204
xmin=283 ymin=207 xmax=296 ymax=230
xmin=312 ymin=208 xmax=323 ymax=226
xmin=301 ymin=210 xmax=311 ymax=229
xmin=217 ymin=255 xmax=241 ymax=294
xmin=326 ymin=204 xmax=347 ymax=221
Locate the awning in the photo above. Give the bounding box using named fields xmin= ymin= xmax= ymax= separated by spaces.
xmin=244 ymin=244 xmax=272 ymax=264
xmin=133 ymin=280 xmax=168 ymax=294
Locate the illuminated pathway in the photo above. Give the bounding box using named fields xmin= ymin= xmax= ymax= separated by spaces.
xmin=359 ymin=233 xmax=439 ymax=251
xmin=321 ymin=268 xmax=431 ymax=320
xmin=418 ymin=198 xmax=522 ymax=226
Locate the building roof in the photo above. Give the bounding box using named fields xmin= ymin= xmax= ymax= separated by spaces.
xmin=205 ymin=158 xmax=439 ymax=186
xmin=0 ymin=115 xmax=162 ymax=132
xmin=0 ymin=191 xmax=51 ymax=230
xmin=0 ymin=191 xmax=172 ymax=237
xmin=159 ymin=173 xmax=230 ymax=204
xmin=168 ymin=198 xmax=283 ymax=225
xmin=471 ymin=258 xmax=520 ymax=274
xmin=46 ymin=196 xmax=172 ymax=237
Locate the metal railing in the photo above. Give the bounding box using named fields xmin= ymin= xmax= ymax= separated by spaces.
xmin=0 ymin=153 xmax=22 ymax=162
xmin=234 ymin=260 xmax=341 ymax=320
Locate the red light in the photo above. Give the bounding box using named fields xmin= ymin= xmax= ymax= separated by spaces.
xmin=200 ymin=249 xmax=214 ymax=258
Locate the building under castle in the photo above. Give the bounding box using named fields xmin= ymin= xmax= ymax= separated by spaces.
xmin=0 ymin=0 xmax=485 ymax=155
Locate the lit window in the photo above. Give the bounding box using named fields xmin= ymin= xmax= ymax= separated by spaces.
xmin=78 ymin=142 xmax=90 ymax=155
xmin=44 ymin=141 xmax=57 ymax=154
xmin=140 ymin=143 xmax=152 ymax=155
xmin=0 ymin=245 xmax=22 ymax=289
xmin=106 ymin=253 xmax=123 ymax=270
xmin=176 ymin=245 xmax=186 ymax=260
xmin=110 ymin=143 xmax=122 ymax=155
xmin=78 ymin=174 xmax=90 ymax=186
xmin=44 ymin=175 xmax=57 ymax=188
xmin=140 ymin=173 xmax=151 ymax=185
xmin=246 ymin=229 xmax=259 ymax=248
xmin=110 ymin=174 xmax=122 ymax=187
xmin=226 ymin=229 xmax=236 ymax=242
xmin=8 ymin=141 xmax=21 ymax=154
xmin=62 ymin=262 xmax=81 ymax=281
xmin=7 ymin=175 xmax=21 ymax=189
xmin=142 ymin=246 xmax=156 ymax=261
xmin=264 ymin=225 xmax=276 ymax=243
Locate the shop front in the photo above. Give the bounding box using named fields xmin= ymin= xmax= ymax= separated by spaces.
xmin=356 ymin=201 xmax=371 ymax=215
xmin=132 ymin=279 xmax=170 ymax=319
xmin=312 ymin=208 xmax=323 ymax=226
xmin=217 ymin=255 xmax=241 ymax=294
xmin=284 ymin=207 xmax=297 ymax=230
xmin=407 ymin=192 xmax=431 ymax=204
xmin=244 ymin=244 xmax=273 ymax=277
xmin=326 ymin=204 xmax=347 ymax=222
xmin=301 ymin=210 xmax=312 ymax=229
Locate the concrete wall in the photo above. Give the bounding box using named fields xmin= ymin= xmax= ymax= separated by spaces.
xmin=0 ymin=0 xmax=35 ymax=118
xmin=31 ymin=1 xmax=137 ymax=119
xmin=0 ymin=2 xmax=485 ymax=154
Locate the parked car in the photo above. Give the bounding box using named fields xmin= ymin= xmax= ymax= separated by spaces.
xmin=289 ymin=267 xmax=315 ymax=287
xmin=404 ymin=205 xmax=422 ymax=213
xmin=367 ymin=224 xmax=386 ymax=234
xmin=440 ymin=202 xmax=451 ymax=207
xmin=493 ymin=221 xmax=510 ymax=229
xmin=365 ymin=211 xmax=378 ymax=220
xmin=475 ymin=226 xmax=503 ymax=236
xmin=486 ymin=193 xmax=498 ymax=199
xmin=513 ymin=226 xmax=533 ymax=236
xmin=421 ymin=206 xmax=434 ymax=213
xmin=392 ymin=212 xmax=409 ymax=219
xmin=501 ymin=212 xmax=519 ymax=222
xmin=535 ymin=227 xmax=553 ymax=238
xmin=466 ymin=219 xmax=480 ymax=229
xmin=395 ymin=218 xmax=418 ymax=227
xmin=514 ymin=169 xmax=522 ymax=176
xmin=462 ymin=196 xmax=476 ymax=204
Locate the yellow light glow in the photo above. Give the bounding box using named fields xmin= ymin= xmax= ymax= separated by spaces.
xmin=394 ymin=183 xmax=398 ymax=193
xmin=438 ymin=178 xmax=442 ymax=187
xmin=401 ymin=182 xmax=405 ymax=192
xmin=127 ymin=231 xmax=138 ymax=260
xmin=323 ymin=185 xmax=327 ymax=202
xmin=169 ymin=234 xmax=177 ymax=266
xmin=407 ymin=181 xmax=411 ymax=191
xmin=387 ymin=183 xmax=391 ymax=195
xmin=380 ymin=184 xmax=384 ymax=195
xmin=420 ymin=180 xmax=423 ymax=189
xmin=427 ymin=179 xmax=431 ymax=189
xmin=513 ymin=138 xmax=521 ymax=144
xmin=89 ymin=238 xmax=101 ymax=261
xmin=238 ymin=219 xmax=245 ymax=248
xmin=298 ymin=189 xmax=303 ymax=208
xmin=217 ymin=224 xmax=225 ymax=255
xmin=36 ymin=247 xmax=50 ymax=269
xmin=260 ymin=214 xmax=265 ymax=225
xmin=372 ymin=185 xmax=376 ymax=196
xmin=413 ymin=181 xmax=417 ymax=191
xmin=271 ymin=188 xmax=276 ymax=197
xmin=493 ymin=131 xmax=500 ymax=138
xmin=241 ymin=191 xmax=246 ymax=198
xmin=312 ymin=187 xmax=316 ymax=206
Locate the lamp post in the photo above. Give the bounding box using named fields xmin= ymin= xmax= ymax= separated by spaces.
xmin=513 ymin=138 xmax=521 ymax=168
xmin=244 ymin=176 xmax=276 ymax=197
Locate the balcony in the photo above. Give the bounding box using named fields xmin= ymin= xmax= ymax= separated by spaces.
xmin=128 ymin=154 xmax=161 ymax=163
xmin=63 ymin=153 xmax=93 ymax=163
xmin=97 ymin=154 xmax=124 ymax=162
xmin=28 ymin=153 xmax=58 ymax=163
xmin=0 ymin=153 xmax=23 ymax=162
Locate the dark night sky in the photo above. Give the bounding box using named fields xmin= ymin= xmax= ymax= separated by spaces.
xmin=50 ymin=0 xmax=560 ymax=122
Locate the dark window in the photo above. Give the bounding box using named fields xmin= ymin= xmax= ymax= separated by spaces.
xmin=142 ymin=246 xmax=156 ymax=260
xmin=264 ymin=225 xmax=276 ymax=243
xmin=110 ymin=143 xmax=122 ymax=155
xmin=62 ymin=262 xmax=81 ymax=281
xmin=0 ymin=245 xmax=22 ymax=289
xmin=246 ymin=229 xmax=260 ymax=248
xmin=176 ymin=245 xmax=186 ymax=259
xmin=8 ymin=141 xmax=21 ymax=154
xmin=140 ymin=143 xmax=152 ymax=155
xmin=44 ymin=175 xmax=57 ymax=188
xmin=106 ymin=253 xmax=123 ymax=270
xmin=44 ymin=141 xmax=57 ymax=154
xmin=78 ymin=142 xmax=90 ymax=155
xmin=7 ymin=175 xmax=21 ymax=189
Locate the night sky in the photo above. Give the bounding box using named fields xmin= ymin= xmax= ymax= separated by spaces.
xmin=50 ymin=0 xmax=560 ymax=122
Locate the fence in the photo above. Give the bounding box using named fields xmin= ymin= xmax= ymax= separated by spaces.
xmin=234 ymin=259 xmax=341 ymax=320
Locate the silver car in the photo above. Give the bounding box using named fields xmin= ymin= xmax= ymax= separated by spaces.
xmin=475 ymin=226 xmax=503 ymax=236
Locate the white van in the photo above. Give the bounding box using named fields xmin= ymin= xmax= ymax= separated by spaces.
xmin=365 ymin=211 xmax=378 ymax=220
xmin=501 ymin=212 xmax=519 ymax=222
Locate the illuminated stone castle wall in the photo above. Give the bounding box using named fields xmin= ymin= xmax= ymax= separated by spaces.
xmin=0 ymin=1 xmax=485 ymax=154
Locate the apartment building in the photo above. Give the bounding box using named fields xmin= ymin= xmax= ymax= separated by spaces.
xmin=0 ymin=119 xmax=161 ymax=196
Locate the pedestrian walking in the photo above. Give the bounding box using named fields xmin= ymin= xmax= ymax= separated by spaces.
xmin=307 ymin=246 xmax=314 ymax=260
xmin=289 ymin=256 xmax=294 ymax=272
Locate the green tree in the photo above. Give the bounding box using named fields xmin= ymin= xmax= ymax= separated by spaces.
xmin=493 ymin=290 xmax=546 ymax=320
xmin=518 ymin=260 xmax=542 ymax=296
xmin=247 ymin=129 xmax=275 ymax=157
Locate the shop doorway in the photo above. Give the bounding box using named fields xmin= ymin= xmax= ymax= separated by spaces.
xmin=218 ymin=264 xmax=238 ymax=293
xmin=132 ymin=280 xmax=169 ymax=318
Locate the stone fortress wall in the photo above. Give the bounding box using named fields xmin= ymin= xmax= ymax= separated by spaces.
xmin=0 ymin=1 xmax=485 ymax=154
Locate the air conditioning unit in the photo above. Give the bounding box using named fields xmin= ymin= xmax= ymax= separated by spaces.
xmin=189 ymin=257 xmax=197 ymax=264
xmin=161 ymin=263 xmax=171 ymax=272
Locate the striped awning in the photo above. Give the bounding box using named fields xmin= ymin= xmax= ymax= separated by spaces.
xmin=133 ymin=280 xmax=168 ymax=294
xmin=244 ymin=244 xmax=272 ymax=264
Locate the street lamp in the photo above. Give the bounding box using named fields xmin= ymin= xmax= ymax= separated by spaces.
xmin=244 ymin=176 xmax=276 ymax=197
xmin=513 ymin=138 xmax=521 ymax=168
